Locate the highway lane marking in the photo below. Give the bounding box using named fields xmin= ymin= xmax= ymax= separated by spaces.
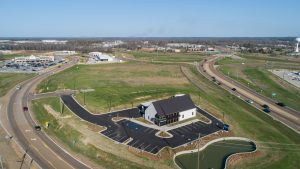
xmin=30 ymin=138 xmax=37 ymax=141
xmin=32 ymin=146 xmax=57 ymax=169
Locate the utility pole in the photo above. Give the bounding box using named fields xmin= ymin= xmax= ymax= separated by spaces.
xmin=197 ymin=133 xmax=200 ymax=169
xmin=60 ymin=98 xmax=64 ymax=114
xmin=19 ymin=149 xmax=28 ymax=169
xmin=0 ymin=156 xmax=3 ymax=169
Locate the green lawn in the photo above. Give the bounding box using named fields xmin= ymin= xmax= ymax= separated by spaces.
xmin=37 ymin=62 xmax=198 ymax=113
xmin=175 ymin=140 xmax=256 ymax=169
xmin=0 ymin=54 xmax=21 ymax=61
xmin=35 ymin=58 xmax=300 ymax=168
xmin=0 ymin=73 xmax=35 ymax=96
xmin=183 ymin=65 xmax=300 ymax=169
xmin=219 ymin=63 xmax=300 ymax=112
xmin=129 ymin=51 xmax=206 ymax=62
xmin=32 ymin=97 xmax=151 ymax=169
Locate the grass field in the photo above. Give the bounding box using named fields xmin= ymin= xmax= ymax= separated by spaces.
xmin=217 ymin=56 xmax=300 ymax=112
xmin=181 ymin=65 xmax=300 ymax=169
xmin=37 ymin=62 xmax=198 ymax=113
xmin=127 ymin=51 xmax=206 ymax=63
xmin=0 ymin=54 xmax=22 ymax=61
xmin=0 ymin=73 xmax=35 ymax=96
xmin=32 ymin=97 xmax=173 ymax=169
xmin=35 ymin=54 xmax=300 ymax=168
xmin=175 ymin=140 xmax=256 ymax=169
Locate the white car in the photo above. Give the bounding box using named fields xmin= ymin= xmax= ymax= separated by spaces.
xmin=16 ymin=85 xmax=21 ymax=90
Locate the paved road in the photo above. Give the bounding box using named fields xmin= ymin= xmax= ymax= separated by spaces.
xmin=199 ymin=56 xmax=300 ymax=134
xmin=61 ymin=95 xmax=223 ymax=154
xmin=1 ymin=62 xmax=91 ymax=169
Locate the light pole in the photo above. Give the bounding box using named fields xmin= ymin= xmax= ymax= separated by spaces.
xmin=197 ymin=133 xmax=201 ymax=169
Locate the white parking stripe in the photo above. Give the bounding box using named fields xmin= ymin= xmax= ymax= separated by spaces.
xmin=116 ymin=136 xmax=126 ymax=142
xmin=107 ymin=132 xmax=117 ymax=137
xmin=131 ymin=140 xmax=140 ymax=147
xmin=150 ymin=146 xmax=158 ymax=153
xmin=143 ymin=144 xmax=151 ymax=150
xmin=137 ymin=142 xmax=145 ymax=148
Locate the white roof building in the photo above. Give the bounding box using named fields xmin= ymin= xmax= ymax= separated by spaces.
xmin=89 ymin=52 xmax=113 ymax=62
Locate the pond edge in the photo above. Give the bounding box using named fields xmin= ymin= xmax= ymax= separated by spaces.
xmin=173 ymin=137 xmax=257 ymax=169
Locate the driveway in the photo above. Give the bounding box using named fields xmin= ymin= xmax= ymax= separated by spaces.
xmin=61 ymin=95 xmax=223 ymax=154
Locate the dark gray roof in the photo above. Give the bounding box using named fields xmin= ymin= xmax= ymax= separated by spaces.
xmin=152 ymin=95 xmax=195 ymax=116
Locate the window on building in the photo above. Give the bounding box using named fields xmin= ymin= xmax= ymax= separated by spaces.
xmin=148 ymin=116 xmax=149 ymax=119
xmin=182 ymin=115 xmax=184 ymax=118
xmin=192 ymin=112 xmax=194 ymax=115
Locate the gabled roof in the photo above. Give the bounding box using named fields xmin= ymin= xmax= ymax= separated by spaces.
xmin=152 ymin=94 xmax=195 ymax=116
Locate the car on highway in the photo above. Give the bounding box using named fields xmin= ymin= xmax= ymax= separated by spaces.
xmin=262 ymin=104 xmax=269 ymax=109
xmin=16 ymin=85 xmax=21 ymax=90
xmin=263 ymin=108 xmax=271 ymax=113
xmin=231 ymin=88 xmax=236 ymax=91
xmin=23 ymin=106 xmax=28 ymax=111
xmin=276 ymin=102 xmax=286 ymax=107
xmin=34 ymin=126 xmax=42 ymax=131
xmin=245 ymin=99 xmax=254 ymax=104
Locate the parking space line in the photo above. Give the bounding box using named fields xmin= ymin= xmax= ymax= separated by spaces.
xmin=172 ymin=130 xmax=180 ymax=135
xmin=143 ymin=144 xmax=151 ymax=150
xmin=131 ymin=140 xmax=140 ymax=147
xmin=137 ymin=142 xmax=145 ymax=149
xmin=185 ymin=125 xmax=194 ymax=131
xmin=150 ymin=146 xmax=158 ymax=153
xmin=107 ymin=132 xmax=117 ymax=137
xmin=116 ymin=136 xmax=126 ymax=142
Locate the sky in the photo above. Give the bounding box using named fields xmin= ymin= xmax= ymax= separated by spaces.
xmin=0 ymin=0 xmax=299 ymax=37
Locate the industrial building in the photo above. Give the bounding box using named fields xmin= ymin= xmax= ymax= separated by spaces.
xmin=13 ymin=55 xmax=54 ymax=64
xmin=138 ymin=94 xmax=196 ymax=126
xmin=89 ymin=52 xmax=114 ymax=61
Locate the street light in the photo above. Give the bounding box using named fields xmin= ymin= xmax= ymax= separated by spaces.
xmin=197 ymin=133 xmax=201 ymax=169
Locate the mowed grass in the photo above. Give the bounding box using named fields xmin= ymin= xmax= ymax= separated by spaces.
xmin=129 ymin=51 xmax=206 ymax=62
xmin=0 ymin=73 xmax=35 ymax=96
xmin=37 ymin=62 xmax=197 ymax=113
xmin=0 ymin=54 xmax=22 ymax=61
xmin=218 ymin=57 xmax=300 ymax=112
xmin=182 ymin=66 xmax=300 ymax=169
xmin=32 ymin=97 xmax=151 ymax=169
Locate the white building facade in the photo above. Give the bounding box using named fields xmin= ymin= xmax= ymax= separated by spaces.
xmin=139 ymin=94 xmax=196 ymax=126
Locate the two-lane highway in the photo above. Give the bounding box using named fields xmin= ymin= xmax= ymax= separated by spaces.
xmin=1 ymin=61 xmax=91 ymax=169
xmin=199 ymin=55 xmax=300 ymax=134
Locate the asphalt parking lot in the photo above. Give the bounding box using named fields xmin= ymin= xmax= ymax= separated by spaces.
xmin=61 ymin=95 xmax=223 ymax=154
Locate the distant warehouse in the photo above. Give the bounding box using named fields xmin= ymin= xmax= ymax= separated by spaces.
xmin=13 ymin=55 xmax=54 ymax=64
xmin=138 ymin=94 xmax=196 ymax=126
xmin=89 ymin=52 xmax=113 ymax=62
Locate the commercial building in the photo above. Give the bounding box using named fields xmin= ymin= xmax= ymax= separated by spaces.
xmin=138 ymin=94 xmax=196 ymax=126
xmin=13 ymin=55 xmax=54 ymax=64
xmin=89 ymin=52 xmax=114 ymax=61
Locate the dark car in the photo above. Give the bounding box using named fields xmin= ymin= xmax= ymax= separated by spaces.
xmin=276 ymin=102 xmax=286 ymax=107
xmin=231 ymin=88 xmax=236 ymax=91
xmin=223 ymin=124 xmax=230 ymax=131
xmin=23 ymin=106 xmax=28 ymax=111
xmin=262 ymin=104 xmax=269 ymax=109
xmin=263 ymin=108 xmax=270 ymax=113
xmin=34 ymin=126 xmax=41 ymax=131
xmin=217 ymin=82 xmax=221 ymax=85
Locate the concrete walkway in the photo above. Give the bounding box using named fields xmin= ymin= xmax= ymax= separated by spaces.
xmin=126 ymin=118 xmax=207 ymax=131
